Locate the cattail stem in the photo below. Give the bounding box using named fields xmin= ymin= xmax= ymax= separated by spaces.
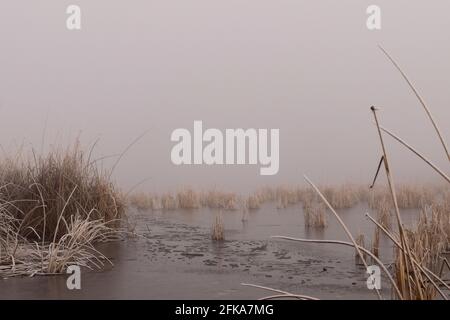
xmin=303 ymin=175 xmax=383 ymax=300
xmin=371 ymin=106 xmax=424 ymax=299
xmin=379 ymin=125 xmax=450 ymax=183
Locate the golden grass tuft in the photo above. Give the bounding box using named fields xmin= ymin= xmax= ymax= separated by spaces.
xmin=0 ymin=143 xmax=125 ymax=277
xmin=322 ymin=184 xmax=359 ymax=209
xmin=0 ymin=143 xmax=124 ymax=242
xmin=177 ymin=188 xmax=200 ymax=209
xmin=246 ymin=194 xmax=261 ymax=210
xmin=128 ymin=192 xmax=153 ymax=210
xmin=302 ymin=198 xmax=327 ymax=228
xmin=202 ymin=190 xmax=238 ymax=210
xmin=393 ymin=204 xmax=450 ymax=299
xmin=211 ymin=211 xmax=225 ymax=241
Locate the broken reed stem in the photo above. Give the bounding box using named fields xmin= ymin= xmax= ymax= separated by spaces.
xmin=379 ymin=125 xmax=450 ymax=184
xmin=379 ymin=45 xmax=450 ymax=163
xmin=365 ymin=213 xmax=449 ymax=299
xmin=303 ymin=175 xmax=383 ymax=300
xmin=272 ymin=236 xmax=403 ymax=299
xmin=241 ymin=283 xmax=319 ymax=300
xmin=371 ymin=106 xmax=424 ymax=299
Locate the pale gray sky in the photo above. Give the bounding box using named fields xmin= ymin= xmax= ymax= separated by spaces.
xmin=0 ymin=1 xmax=449 ymax=192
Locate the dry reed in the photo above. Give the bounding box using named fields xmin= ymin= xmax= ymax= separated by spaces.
xmin=211 ymin=211 xmax=225 ymax=241
xmin=302 ymin=199 xmax=327 ymax=228
xmin=0 ymin=143 xmax=125 ymax=278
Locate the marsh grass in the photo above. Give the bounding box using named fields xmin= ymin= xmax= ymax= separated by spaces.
xmin=0 ymin=209 xmax=121 ymax=277
xmin=0 ymin=143 xmax=125 ymax=277
xmin=211 ymin=211 xmax=225 ymax=241
xmin=376 ymin=198 xmax=393 ymax=230
xmin=322 ymin=184 xmax=359 ymax=209
xmin=128 ymin=192 xmax=154 ymax=210
xmin=302 ymin=199 xmax=327 ymax=228
xmin=0 ymin=143 xmax=124 ymax=241
xmin=203 ymin=190 xmax=238 ymax=210
xmin=129 ymin=183 xmax=445 ymax=214
xmin=161 ymin=193 xmax=179 ymax=210
xmin=177 ymin=188 xmax=200 ymax=209
xmin=246 ymin=194 xmax=261 ymax=210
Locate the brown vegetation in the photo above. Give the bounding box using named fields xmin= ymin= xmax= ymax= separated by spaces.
xmin=0 ymin=144 xmax=125 ymax=278
xmin=211 ymin=211 xmax=225 ymax=241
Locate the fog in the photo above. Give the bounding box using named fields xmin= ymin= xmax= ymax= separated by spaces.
xmin=0 ymin=1 xmax=449 ymax=193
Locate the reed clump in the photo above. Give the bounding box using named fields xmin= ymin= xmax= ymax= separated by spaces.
xmin=246 ymin=194 xmax=261 ymax=210
xmin=161 ymin=193 xmax=179 ymax=210
xmin=0 ymin=209 xmax=121 ymax=277
xmin=302 ymin=198 xmax=327 ymax=228
xmin=0 ymin=144 xmax=124 ymax=241
xmin=255 ymin=186 xmax=277 ymax=203
xmin=202 ymin=190 xmax=238 ymax=210
xmin=128 ymin=192 xmax=154 ymax=210
xmin=0 ymin=144 xmax=125 ymax=277
xmin=396 ymin=184 xmax=436 ymax=209
xmin=276 ymin=186 xmax=304 ymax=208
xmin=177 ymin=188 xmax=200 ymax=209
xmin=211 ymin=211 xmax=225 ymax=241
xmin=369 ymin=185 xmax=441 ymax=211
xmin=322 ymin=184 xmax=359 ymax=209
xmin=393 ymin=204 xmax=449 ymax=300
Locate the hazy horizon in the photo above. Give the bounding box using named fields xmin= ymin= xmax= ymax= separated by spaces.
xmin=0 ymin=1 xmax=449 ymax=193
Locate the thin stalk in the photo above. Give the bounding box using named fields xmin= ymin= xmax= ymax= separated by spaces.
xmin=371 ymin=106 xmax=423 ymax=299
xmin=379 ymin=45 xmax=450 ymax=162
xmin=379 ymin=125 xmax=450 ymax=183
xmin=241 ymin=283 xmax=294 ymax=296
xmin=272 ymin=236 xmax=403 ymax=299
xmin=303 ymin=175 xmax=383 ymax=300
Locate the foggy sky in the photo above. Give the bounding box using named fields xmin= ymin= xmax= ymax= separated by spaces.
xmin=0 ymin=1 xmax=449 ymax=193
